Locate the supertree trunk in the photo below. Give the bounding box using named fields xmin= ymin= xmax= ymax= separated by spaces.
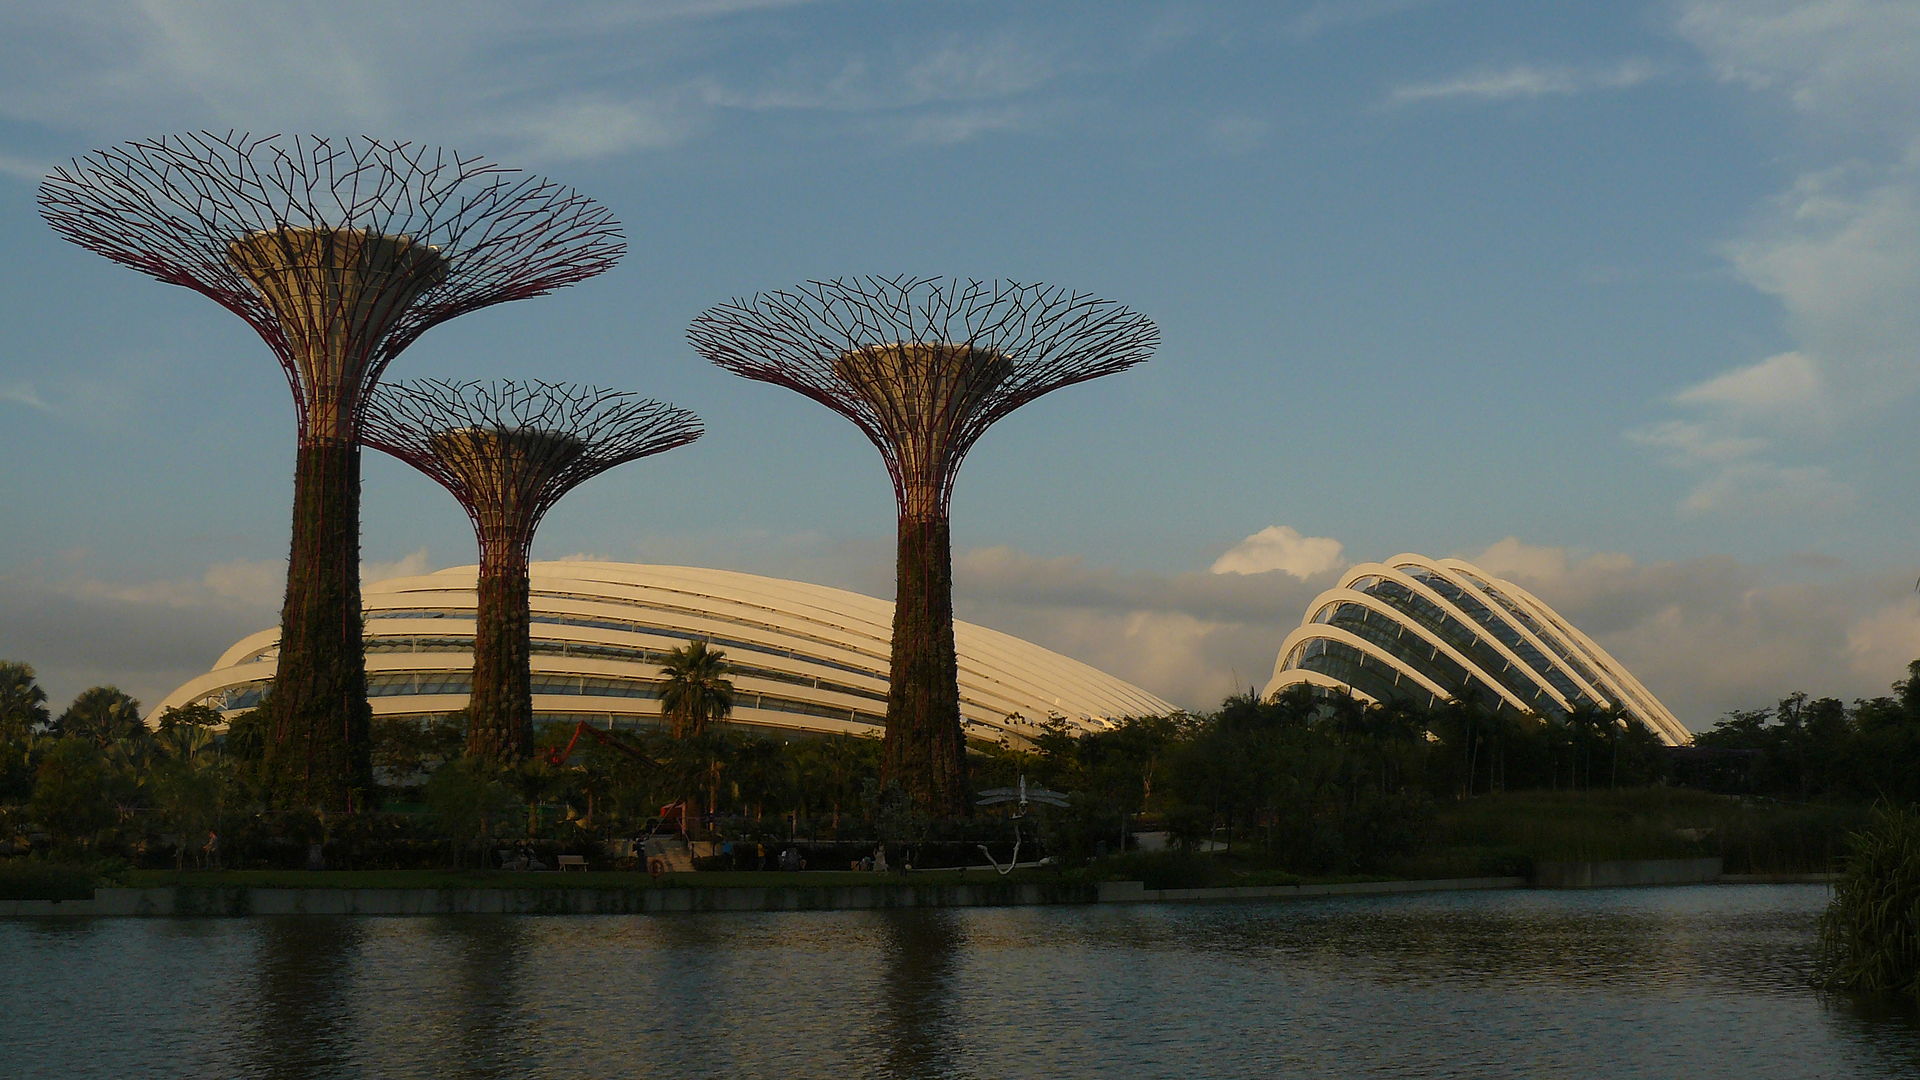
xmin=263 ymin=435 xmax=373 ymax=810
xmin=883 ymin=514 xmax=967 ymax=817
xmin=468 ymin=535 xmax=533 ymax=761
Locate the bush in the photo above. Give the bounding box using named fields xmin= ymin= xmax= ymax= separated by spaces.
xmin=0 ymin=861 xmax=102 ymax=900
xmin=1820 ymin=803 xmax=1920 ymax=1000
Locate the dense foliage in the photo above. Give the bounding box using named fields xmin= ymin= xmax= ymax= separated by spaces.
xmin=0 ymin=656 xmax=1908 ymax=881
xmin=1822 ymin=803 xmax=1920 ymax=1001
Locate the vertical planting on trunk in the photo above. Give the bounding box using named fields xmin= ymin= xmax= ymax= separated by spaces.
xmin=689 ymin=278 xmax=1156 ymax=818
xmin=38 ymin=135 xmax=625 ymax=811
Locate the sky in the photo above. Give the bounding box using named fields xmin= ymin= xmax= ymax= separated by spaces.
xmin=3 ymin=0 xmax=1920 ymax=731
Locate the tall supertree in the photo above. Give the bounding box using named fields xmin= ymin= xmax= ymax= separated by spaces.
xmin=688 ymin=276 xmax=1157 ymax=816
xmin=38 ymin=134 xmax=623 ymax=811
xmin=362 ymin=380 xmax=702 ymax=761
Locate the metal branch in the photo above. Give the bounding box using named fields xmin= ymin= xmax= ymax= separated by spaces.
xmin=687 ymin=276 xmax=1157 ymax=517
xmin=39 ymin=133 xmax=626 ymax=440
xmin=361 ymin=380 xmax=703 ymax=560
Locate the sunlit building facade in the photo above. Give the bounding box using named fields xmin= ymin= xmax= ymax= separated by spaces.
xmin=152 ymin=562 xmax=1176 ymax=747
xmin=1263 ymin=554 xmax=1688 ymax=745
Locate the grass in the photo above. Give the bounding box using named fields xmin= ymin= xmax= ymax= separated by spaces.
xmin=118 ymin=866 xmax=1068 ymax=891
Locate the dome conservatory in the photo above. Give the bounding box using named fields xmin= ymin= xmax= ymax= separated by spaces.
xmin=152 ymin=562 xmax=1177 ymax=747
xmin=1263 ymin=554 xmax=1688 ymax=745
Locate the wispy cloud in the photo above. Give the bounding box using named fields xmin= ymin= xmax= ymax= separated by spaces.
xmin=0 ymin=3 xmax=1081 ymax=165
xmin=1286 ymin=0 xmax=1439 ymax=40
xmin=0 ymin=382 xmax=53 ymax=413
xmin=1633 ymin=2 xmax=1920 ymax=517
xmin=1386 ymin=58 xmax=1660 ymax=106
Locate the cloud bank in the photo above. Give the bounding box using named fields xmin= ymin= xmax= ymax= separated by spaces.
xmin=1635 ymin=1 xmax=1920 ymax=515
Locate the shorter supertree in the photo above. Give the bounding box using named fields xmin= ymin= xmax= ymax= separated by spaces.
xmin=689 ymin=276 xmax=1157 ymax=816
xmin=362 ymin=380 xmax=701 ymax=760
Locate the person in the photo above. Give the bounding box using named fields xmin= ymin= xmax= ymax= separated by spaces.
xmin=872 ymin=844 xmax=888 ymax=873
xmin=202 ymin=829 xmax=220 ymax=870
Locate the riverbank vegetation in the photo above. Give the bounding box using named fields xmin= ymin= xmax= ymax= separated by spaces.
xmin=2 ymin=657 xmax=1914 ymax=891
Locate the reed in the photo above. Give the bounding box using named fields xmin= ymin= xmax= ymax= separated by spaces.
xmin=1819 ymin=802 xmax=1920 ymax=1000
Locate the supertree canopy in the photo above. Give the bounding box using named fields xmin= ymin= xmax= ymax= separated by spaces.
xmin=362 ymin=380 xmax=702 ymax=760
xmin=688 ymin=276 xmax=1157 ymax=816
xmin=39 ymin=133 xmax=623 ymax=811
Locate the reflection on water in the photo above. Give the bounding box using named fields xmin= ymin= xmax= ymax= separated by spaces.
xmin=245 ymin=919 xmax=365 ymax=1079
xmin=878 ymin=910 xmax=963 ymax=1080
xmin=3 ymin=885 xmax=1919 ymax=1079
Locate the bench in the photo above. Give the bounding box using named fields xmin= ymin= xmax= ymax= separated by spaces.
xmin=556 ymin=854 xmax=588 ymax=872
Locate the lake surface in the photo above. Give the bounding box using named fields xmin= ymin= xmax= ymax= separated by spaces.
xmin=3 ymin=884 xmax=1916 ymax=1079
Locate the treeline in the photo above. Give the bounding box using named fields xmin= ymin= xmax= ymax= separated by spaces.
xmin=1675 ymin=659 xmax=1920 ymax=803
xmin=7 ymin=656 xmax=1916 ymax=874
xmin=1001 ymin=685 xmax=1670 ymax=873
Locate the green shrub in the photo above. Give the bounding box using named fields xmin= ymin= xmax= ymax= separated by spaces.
xmin=0 ymin=862 xmax=99 ymax=900
xmin=1820 ymin=803 xmax=1920 ymax=1000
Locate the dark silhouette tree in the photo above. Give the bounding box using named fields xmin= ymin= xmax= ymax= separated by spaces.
xmin=659 ymin=641 xmax=735 ymax=741
xmin=688 ymin=276 xmax=1156 ymax=816
xmin=39 ymin=134 xmax=622 ymax=812
xmin=54 ymin=686 xmax=145 ymax=747
xmin=362 ymin=380 xmax=700 ymax=761
xmin=0 ymin=661 xmax=50 ymax=741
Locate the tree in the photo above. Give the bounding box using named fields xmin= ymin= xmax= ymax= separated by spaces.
xmin=659 ymin=641 xmax=735 ymax=740
xmin=29 ymin=737 xmax=116 ymax=849
xmin=425 ymin=758 xmax=516 ymax=868
xmin=0 ymin=661 xmax=50 ymax=803
xmin=0 ymin=661 xmax=51 ymax=739
xmin=55 ymin=686 xmax=146 ymax=748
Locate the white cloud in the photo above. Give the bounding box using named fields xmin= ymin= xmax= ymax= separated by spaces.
xmin=0 ymin=382 xmax=52 ymax=412
xmin=0 ymin=2 xmax=1173 ymax=172
xmin=951 ymin=543 xmax=1327 ymax=710
xmin=1678 ymin=0 xmax=1920 ymax=134
xmin=1626 ymin=418 xmax=1768 ymax=466
xmin=1675 ymin=461 xmax=1856 ymax=517
xmin=0 ymin=547 xmax=439 ymax=712
xmin=1671 ymin=350 xmax=1828 ymax=423
xmin=1287 ymin=0 xmax=1439 ymax=39
xmin=1639 ymin=2 xmax=1920 ymax=517
xmin=362 ymin=548 xmax=433 ymax=585
xmin=1386 ymin=58 xmax=1659 ymax=106
xmin=1845 ymin=595 xmax=1920 ymax=681
xmin=494 ymin=96 xmax=698 ymax=160
xmin=1209 ymin=525 xmax=1348 ymax=579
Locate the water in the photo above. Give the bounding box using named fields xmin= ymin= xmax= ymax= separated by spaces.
xmin=3 ymin=884 xmax=1916 ymax=1078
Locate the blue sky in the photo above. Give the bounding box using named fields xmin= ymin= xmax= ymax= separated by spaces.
xmin=3 ymin=0 xmax=1919 ymax=728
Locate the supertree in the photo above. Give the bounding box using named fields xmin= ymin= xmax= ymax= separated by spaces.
xmin=688 ymin=276 xmax=1157 ymax=816
xmin=38 ymin=134 xmax=623 ymax=811
xmin=362 ymin=380 xmax=702 ymax=761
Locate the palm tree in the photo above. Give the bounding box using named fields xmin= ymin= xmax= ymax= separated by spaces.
xmin=0 ymin=661 xmax=51 ymax=740
xmin=56 ymin=686 xmax=146 ymax=748
xmin=659 ymin=641 xmax=735 ymax=830
xmin=658 ymin=641 xmax=734 ymax=740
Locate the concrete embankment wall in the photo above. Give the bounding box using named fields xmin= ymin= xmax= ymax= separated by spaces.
xmin=0 ymin=881 xmax=1097 ymax=918
xmin=1096 ymin=876 xmax=1525 ymax=904
xmin=0 ymin=861 xmax=1831 ymax=917
xmin=1530 ymin=857 xmax=1724 ymax=889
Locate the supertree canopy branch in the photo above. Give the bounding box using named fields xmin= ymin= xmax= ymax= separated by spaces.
xmin=363 ymin=380 xmax=702 ymax=760
xmin=39 ymin=133 xmax=624 ymax=812
xmin=688 ymin=276 xmax=1157 ymax=816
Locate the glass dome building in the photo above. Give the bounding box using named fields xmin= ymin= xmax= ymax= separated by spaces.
xmin=152 ymin=561 xmax=1178 ymax=747
xmin=1263 ymin=554 xmax=1688 ymax=745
